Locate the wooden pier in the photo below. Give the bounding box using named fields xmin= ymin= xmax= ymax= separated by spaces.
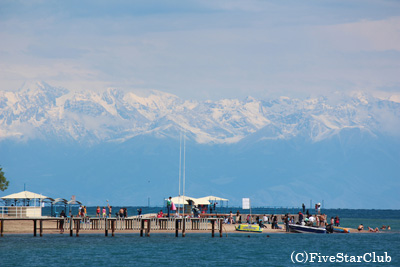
xmin=0 ymin=217 xmax=224 ymax=237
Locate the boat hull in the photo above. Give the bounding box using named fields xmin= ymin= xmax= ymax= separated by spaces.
xmin=235 ymin=224 xmax=263 ymax=233
xmin=288 ymin=224 xmax=326 ymax=234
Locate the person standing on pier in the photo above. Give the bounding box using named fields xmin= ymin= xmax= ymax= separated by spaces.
xmin=108 ymin=204 xmax=112 ymax=218
xmin=335 ymin=216 xmax=340 ymax=226
xmin=302 ymin=203 xmax=305 ymax=213
xmin=262 ymin=214 xmax=269 ymax=225
xmin=272 ymin=215 xmax=278 ymax=229
xmin=236 ymin=211 xmax=241 ymax=224
xmin=124 ymin=208 xmax=128 ymax=218
xmin=298 ymin=212 xmax=304 ymax=224
xmin=171 ymin=201 xmax=176 ymax=215
xmin=167 ymin=197 xmax=172 ymax=217
xmin=59 ymin=210 xmax=66 ymax=233
xmin=228 ymin=211 xmax=234 ymax=224
xmin=284 ymin=214 xmax=290 ymax=232
xmin=119 ymin=208 xmax=124 ymax=218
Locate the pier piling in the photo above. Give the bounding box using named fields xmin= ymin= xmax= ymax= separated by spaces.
xmin=40 ymin=220 xmax=43 ymax=237
xmin=76 ymin=220 xmax=80 ymax=237
xmin=182 ymin=219 xmax=186 ymax=237
xmin=211 ymin=220 xmax=215 ymax=238
xmin=140 ymin=219 xmax=144 ymax=237
xmin=219 ymin=220 xmax=223 ymax=237
xmin=146 ymin=219 xmax=150 ymax=237
xmin=1 ymin=219 xmax=3 ymax=237
xmin=70 ymin=217 xmax=73 ymax=237
xmin=112 ymin=220 xmax=115 ymax=237
xmin=175 ymin=219 xmax=179 ymax=237
xmin=105 ymin=218 xmax=108 ymax=237
xmin=33 ymin=220 xmax=37 ymax=237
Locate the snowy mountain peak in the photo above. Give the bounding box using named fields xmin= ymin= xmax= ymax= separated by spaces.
xmin=1 ymin=83 xmax=399 ymax=144
xmin=18 ymin=81 xmax=69 ymax=97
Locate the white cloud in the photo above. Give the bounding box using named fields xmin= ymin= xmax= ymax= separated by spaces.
xmin=314 ymin=17 xmax=400 ymax=52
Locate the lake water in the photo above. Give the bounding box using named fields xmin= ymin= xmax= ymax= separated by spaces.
xmin=1 ymin=208 xmax=399 ymax=266
xmin=0 ymin=232 xmax=399 ymax=266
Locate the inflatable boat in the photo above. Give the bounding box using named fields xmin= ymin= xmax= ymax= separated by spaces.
xmin=235 ymin=224 xmax=263 ymax=233
xmin=332 ymin=226 xmax=350 ymax=233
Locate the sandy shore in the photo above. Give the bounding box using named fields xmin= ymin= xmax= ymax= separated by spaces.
xmin=0 ymin=219 xmax=369 ymax=235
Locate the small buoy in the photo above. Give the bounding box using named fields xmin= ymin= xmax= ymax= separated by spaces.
xmin=247 ymin=235 xmax=250 ymax=238
xmin=266 ymin=235 xmax=270 ymax=238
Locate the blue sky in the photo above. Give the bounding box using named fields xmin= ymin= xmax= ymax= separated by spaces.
xmin=1 ymin=0 xmax=400 ymax=100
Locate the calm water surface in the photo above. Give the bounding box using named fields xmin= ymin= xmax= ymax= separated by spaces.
xmin=1 ymin=233 xmax=399 ymax=267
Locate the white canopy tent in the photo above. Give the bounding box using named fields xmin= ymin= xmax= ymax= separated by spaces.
xmin=167 ymin=196 xmax=210 ymax=206
xmin=201 ymin=195 xmax=229 ymax=213
xmin=200 ymin=195 xmax=229 ymax=202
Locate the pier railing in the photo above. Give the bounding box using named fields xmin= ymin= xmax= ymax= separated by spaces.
xmin=0 ymin=217 xmax=224 ymax=237
xmin=63 ymin=217 xmax=220 ymax=231
xmin=1 ymin=206 xmax=42 ymax=218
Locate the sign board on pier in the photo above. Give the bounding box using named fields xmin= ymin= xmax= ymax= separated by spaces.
xmin=242 ymin=198 xmax=250 ymax=209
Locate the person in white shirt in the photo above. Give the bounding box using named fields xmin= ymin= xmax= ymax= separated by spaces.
xmin=308 ymin=215 xmax=315 ymax=226
xmin=263 ymin=214 xmax=269 ymax=224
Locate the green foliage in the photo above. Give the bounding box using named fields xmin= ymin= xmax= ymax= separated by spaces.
xmin=0 ymin=167 xmax=9 ymax=191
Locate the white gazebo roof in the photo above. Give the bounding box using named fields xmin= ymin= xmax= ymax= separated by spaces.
xmin=1 ymin=190 xmax=49 ymax=200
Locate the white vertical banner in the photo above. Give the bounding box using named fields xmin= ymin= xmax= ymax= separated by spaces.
xmin=242 ymin=198 xmax=250 ymax=209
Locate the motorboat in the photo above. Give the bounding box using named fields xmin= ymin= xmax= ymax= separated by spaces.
xmin=288 ymin=224 xmax=326 ymax=234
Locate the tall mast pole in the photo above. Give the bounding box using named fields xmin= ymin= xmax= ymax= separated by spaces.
xmin=178 ymin=132 xmax=182 ymax=215
xmin=183 ymin=131 xmax=186 ymax=215
xmin=179 ymin=132 xmax=182 ymax=197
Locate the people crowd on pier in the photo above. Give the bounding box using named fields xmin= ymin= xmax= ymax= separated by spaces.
xmin=53 ymin=201 xmax=393 ymax=235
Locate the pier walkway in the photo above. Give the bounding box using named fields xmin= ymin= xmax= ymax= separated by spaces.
xmin=0 ymin=217 xmax=224 ymax=237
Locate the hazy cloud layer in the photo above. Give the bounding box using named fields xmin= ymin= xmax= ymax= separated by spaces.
xmin=1 ymin=0 xmax=400 ymax=100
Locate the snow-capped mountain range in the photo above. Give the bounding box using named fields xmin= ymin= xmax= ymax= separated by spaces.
xmin=1 ymin=82 xmax=400 ymax=208
xmin=1 ymin=81 xmax=399 ymax=144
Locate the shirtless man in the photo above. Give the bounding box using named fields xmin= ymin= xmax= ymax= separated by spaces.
xmin=358 ymin=224 xmax=364 ymax=231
